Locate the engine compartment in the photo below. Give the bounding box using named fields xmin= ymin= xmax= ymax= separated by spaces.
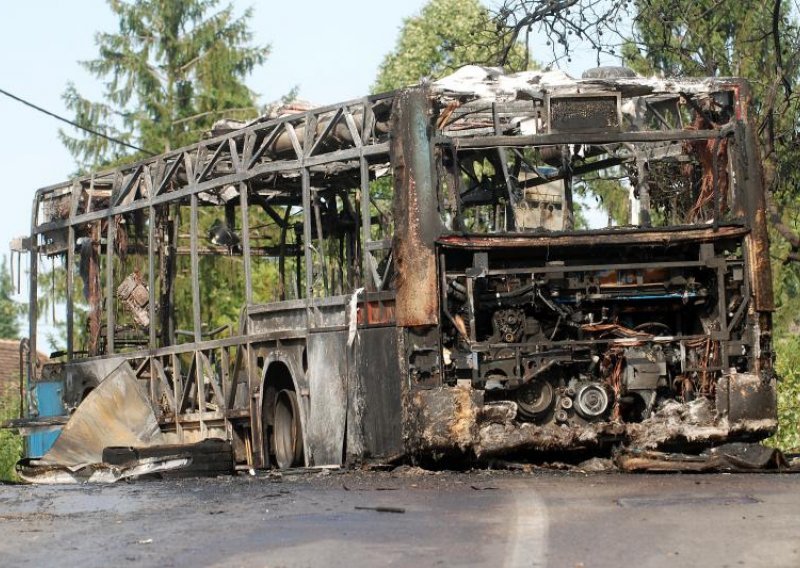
xmin=438 ymin=236 xmax=758 ymax=432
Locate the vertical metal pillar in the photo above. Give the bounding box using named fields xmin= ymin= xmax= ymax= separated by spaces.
xmin=148 ymin=205 xmax=156 ymax=349
xmin=190 ymin=195 xmax=203 ymax=431
xmin=239 ymin=183 xmax=253 ymax=305
xmin=302 ymin=167 xmax=313 ymax=301
xmin=312 ymin=190 xmax=329 ymax=296
xmin=66 ymin=226 xmax=75 ymax=359
xmin=636 ymin=150 xmax=651 ymax=228
xmin=105 ymin=216 xmax=116 ymax=353
xmin=190 ymin=194 xmax=201 ymax=342
xmin=27 ymin=197 xmax=39 ymax=390
xmin=359 ymin=157 xmax=371 ymax=291
xmin=391 ymin=88 xmax=441 ymax=327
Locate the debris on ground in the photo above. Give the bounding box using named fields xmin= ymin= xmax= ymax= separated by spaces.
xmin=17 ymin=362 xmax=235 ymax=484
xmin=614 ymin=443 xmax=799 ymax=473
xmin=354 ymin=506 xmax=406 ymax=514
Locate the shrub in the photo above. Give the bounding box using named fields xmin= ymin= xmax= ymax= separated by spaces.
xmin=0 ymin=391 xmax=22 ymax=482
xmin=771 ymin=336 xmax=800 ymax=451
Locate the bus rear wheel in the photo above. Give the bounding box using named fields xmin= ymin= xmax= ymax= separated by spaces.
xmin=273 ymin=389 xmax=303 ymax=469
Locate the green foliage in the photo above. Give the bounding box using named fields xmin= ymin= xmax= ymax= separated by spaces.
xmin=624 ymin=1 xmax=778 ymax=77
xmin=771 ymin=226 xmax=800 ymax=334
xmin=0 ymin=392 xmax=22 ymax=482
xmin=771 ymin=336 xmax=800 ymax=451
xmin=0 ymin=257 xmax=23 ymax=340
xmin=373 ymin=0 xmax=531 ymax=93
xmin=60 ymin=0 xmax=270 ymax=170
xmin=770 ymin=230 xmax=800 ymax=448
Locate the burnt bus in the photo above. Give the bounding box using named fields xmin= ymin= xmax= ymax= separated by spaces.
xmin=16 ymin=66 xmax=776 ymax=469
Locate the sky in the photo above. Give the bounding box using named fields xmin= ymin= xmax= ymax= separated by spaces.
xmin=0 ymin=0 xmax=616 ymax=314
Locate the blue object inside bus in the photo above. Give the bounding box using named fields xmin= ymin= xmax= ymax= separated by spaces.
xmin=25 ymin=381 xmax=66 ymax=458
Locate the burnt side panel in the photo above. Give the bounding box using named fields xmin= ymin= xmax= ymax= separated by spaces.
xmin=306 ymin=331 xmax=348 ymax=466
xmin=358 ymin=327 xmax=403 ymax=458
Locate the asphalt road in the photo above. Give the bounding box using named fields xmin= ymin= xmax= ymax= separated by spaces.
xmin=1 ymin=469 xmax=798 ymax=567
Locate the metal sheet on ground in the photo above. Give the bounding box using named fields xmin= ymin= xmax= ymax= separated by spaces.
xmin=36 ymin=362 xmax=164 ymax=468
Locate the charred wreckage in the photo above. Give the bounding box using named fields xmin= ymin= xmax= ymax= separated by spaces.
xmin=8 ymin=65 xmax=777 ymax=479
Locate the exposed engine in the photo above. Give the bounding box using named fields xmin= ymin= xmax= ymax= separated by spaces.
xmin=440 ymin=244 xmax=748 ymax=427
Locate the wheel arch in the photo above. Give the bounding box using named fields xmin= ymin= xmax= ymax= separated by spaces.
xmin=258 ymin=351 xmax=309 ymax=467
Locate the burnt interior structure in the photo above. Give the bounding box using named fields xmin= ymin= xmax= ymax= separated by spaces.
xmin=430 ymin=73 xmax=770 ymax=432
xmin=18 ymin=66 xmax=777 ymax=468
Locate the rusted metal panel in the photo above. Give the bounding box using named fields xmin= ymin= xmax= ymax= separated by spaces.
xmin=438 ymin=225 xmax=750 ymax=250
xmin=391 ymin=89 xmax=442 ymax=327
xmin=741 ymin=113 xmax=775 ymax=311
xmin=357 ymin=298 xmax=397 ymax=326
xmin=716 ymin=373 xmax=777 ymax=425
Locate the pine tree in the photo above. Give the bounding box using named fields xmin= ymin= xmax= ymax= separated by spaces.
xmin=60 ymin=0 xmax=270 ymax=169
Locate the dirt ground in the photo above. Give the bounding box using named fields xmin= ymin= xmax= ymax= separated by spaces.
xmin=1 ymin=469 xmax=799 ymax=567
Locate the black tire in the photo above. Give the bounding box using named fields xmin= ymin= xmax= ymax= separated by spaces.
xmin=102 ymin=446 xmax=139 ymax=466
xmin=103 ymin=439 xmax=234 ymax=476
xmin=273 ymin=389 xmax=303 ymax=469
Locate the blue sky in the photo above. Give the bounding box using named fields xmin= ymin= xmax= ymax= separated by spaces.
xmin=0 ymin=0 xmax=613 ymax=314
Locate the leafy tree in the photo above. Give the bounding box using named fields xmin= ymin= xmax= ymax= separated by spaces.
xmin=0 ymin=257 xmax=23 ymax=340
xmin=374 ymin=0 xmax=531 ymax=93
xmin=60 ymin=0 xmax=270 ymax=169
xmin=772 ymin=335 xmax=800 ymax=450
xmin=0 ymin=256 xmax=23 ymax=480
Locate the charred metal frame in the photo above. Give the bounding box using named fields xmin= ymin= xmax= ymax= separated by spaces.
xmin=22 ymin=71 xmax=778 ymax=466
xmin=26 ymin=94 xmax=398 ymax=464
